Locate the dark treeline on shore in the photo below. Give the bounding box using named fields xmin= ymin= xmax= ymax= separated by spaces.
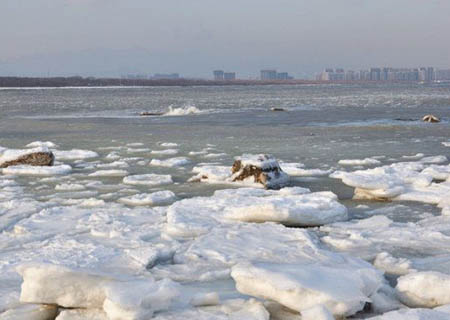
xmin=0 ymin=76 xmax=424 ymax=88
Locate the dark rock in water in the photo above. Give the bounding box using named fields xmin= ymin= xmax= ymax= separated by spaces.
xmin=394 ymin=118 xmax=416 ymax=122
xmin=0 ymin=152 xmax=55 ymax=168
xmin=231 ymin=154 xmax=289 ymax=189
xmin=270 ymin=107 xmax=286 ymax=112
xmin=422 ymin=114 xmax=440 ymax=123
xmin=140 ymin=111 xmax=164 ymax=116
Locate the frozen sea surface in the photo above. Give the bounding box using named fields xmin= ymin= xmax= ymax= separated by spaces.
xmin=0 ymin=83 xmax=450 ymax=319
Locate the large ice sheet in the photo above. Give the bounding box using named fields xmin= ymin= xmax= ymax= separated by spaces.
xmin=331 ymin=161 xmax=450 ymax=214
xmin=17 ymin=264 xmax=180 ymax=320
xmin=165 ymin=187 xmax=347 ymax=238
xmin=231 ymin=261 xmax=382 ymax=317
xmin=396 ymin=271 xmax=450 ymax=308
xmin=321 ymin=215 xmax=450 ymax=270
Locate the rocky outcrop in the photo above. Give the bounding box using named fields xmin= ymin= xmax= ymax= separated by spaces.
xmin=231 ymin=154 xmax=289 ymax=189
xmin=422 ymin=114 xmax=440 ymax=123
xmin=0 ymin=147 xmax=54 ymax=168
xmin=140 ymin=111 xmax=163 ymax=116
xmin=270 ymin=107 xmax=286 ymax=112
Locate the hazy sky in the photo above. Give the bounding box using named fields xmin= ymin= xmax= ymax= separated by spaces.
xmin=1 ymin=0 xmax=449 ymax=78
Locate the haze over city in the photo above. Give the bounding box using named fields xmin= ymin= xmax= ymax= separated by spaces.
xmin=1 ymin=0 xmax=450 ymax=78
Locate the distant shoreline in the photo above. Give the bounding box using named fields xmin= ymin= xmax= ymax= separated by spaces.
xmin=0 ymin=76 xmax=439 ymax=88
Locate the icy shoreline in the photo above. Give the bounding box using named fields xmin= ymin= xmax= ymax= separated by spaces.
xmin=1 ymin=141 xmax=450 ymax=319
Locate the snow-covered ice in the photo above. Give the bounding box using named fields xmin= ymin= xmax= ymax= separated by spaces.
xmin=150 ymin=157 xmax=190 ymax=168
xmin=338 ymin=158 xmax=381 ymax=166
xmin=53 ymin=149 xmax=99 ymax=161
xmin=119 ymin=191 xmax=176 ymax=206
xmin=231 ymin=261 xmax=382 ymax=317
xmin=396 ymin=271 xmax=450 ymax=308
xmin=123 ymin=174 xmax=173 ymax=187
xmin=151 ymin=149 xmax=179 ymax=156
xmin=89 ymin=170 xmax=128 ymax=177
xmin=2 ymin=164 xmax=72 ymax=176
xmin=165 ymin=187 xmax=347 ymax=238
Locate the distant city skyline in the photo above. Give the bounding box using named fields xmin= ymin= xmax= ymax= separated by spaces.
xmin=1 ymin=0 xmax=449 ymax=78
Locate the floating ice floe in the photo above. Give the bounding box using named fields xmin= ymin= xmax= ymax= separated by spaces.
xmin=189 ymin=154 xmax=289 ymax=189
xmin=17 ymin=263 xmax=180 ymax=320
xmin=338 ymin=158 xmax=381 ymax=166
xmin=119 ymin=191 xmax=176 ymax=206
xmin=165 ymin=187 xmax=347 ymax=238
xmin=150 ymin=157 xmax=190 ymax=168
xmin=202 ymin=153 xmax=228 ymax=159
xmin=127 ymin=148 xmax=150 ymax=154
xmin=330 ymin=161 xmax=450 ymax=214
xmin=2 ymin=164 xmax=72 ymax=176
xmin=126 ymin=143 xmax=144 ymax=147
xmin=55 ymin=183 xmax=86 ymax=191
xmin=25 ymin=141 xmax=58 ymax=148
xmin=280 ymin=162 xmax=332 ymax=177
xmin=443 ymin=142 xmax=450 ymax=147
xmin=97 ymin=161 xmax=129 ymax=169
xmin=0 ymin=303 xmax=58 ymax=320
xmin=320 ymin=214 xmax=450 ymax=273
xmin=231 ymin=261 xmax=381 ymax=317
xmin=89 ymin=170 xmax=128 ymax=177
xmin=396 ymin=271 xmax=450 ymax=308
xmin=151 ymin=149 xmax=179 ymax=156
xmin=160 ymin=142 xmax=178 ymax=148
xmin=123 ymin=174 xmax=173 ymax=186
xmin=53 ymin=149 xmax=99 ymax=161
xmin=373 ymin=252 xmax=415 ymax=276
xmin=369 ymin=307 xmax=450 ymax=319
xmin=402 ymin=153 xmax=425 ymax=160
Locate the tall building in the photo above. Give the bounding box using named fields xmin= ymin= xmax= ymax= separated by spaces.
xmin=224 ymin=72 xmax=236 ymax=80
xmin=276 ymin=72 xmax=293 ymax=80
xmin=261 ymin=70 xmax=277 ymax=80
xmin=213 ymin=70 xmax=224 ymax=81
xmin=370 ymin=68 xmax=381 ymax=81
